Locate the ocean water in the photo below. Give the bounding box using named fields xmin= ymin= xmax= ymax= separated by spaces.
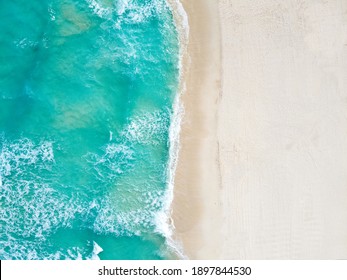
xmin=0 ymin=0 xmax=180 ymax=259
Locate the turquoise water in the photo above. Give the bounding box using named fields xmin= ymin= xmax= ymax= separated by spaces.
xmin=0 ymin=0 xmax=180 ymax=259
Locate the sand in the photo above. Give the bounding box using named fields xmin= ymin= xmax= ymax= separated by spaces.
xmin=170 ymin=0 xmax=222 ymax=259
xmin=172 ymin=0 xmax=347 ymax=259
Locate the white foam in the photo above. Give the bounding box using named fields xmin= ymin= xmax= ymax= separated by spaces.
xmin=48 ymin=5 xmax=56 ymax=21
xmin=0 ymin=138 xmax=142 ymax=259
xmin=93 ymin=200 xmax=153 ymax=236
xmin=0 ymin=138 xmax=92 ymax=246
xmin=115 ymin=0 xmax=130 ymax=16
xmin=14 ymin=38 xmax=38 ymax=49
xmin=122 ymin=110 xmax=170 ymax=145
xmin=87 ymin=0 xmax=172 ymax=29
xmin=84 ymin=143 xmax=134 ymax=181
xmin=0 ymin=238 xmax=87 ymax=260
xmin=86 ymin=0 xmax=112 ymax=19
xmin=0 ymin=138 xmax=54 ymax=177
xmin=154 ymin=0 xmax=190 ymax=259
xmin=93 ymin=241 xmax=103 ymax=255
xmin=89 ymin=241 xmax=103 ymax=260
xmin=163 ymin=0 xmax=189 ymax=54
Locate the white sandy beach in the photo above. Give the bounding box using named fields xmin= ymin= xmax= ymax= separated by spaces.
xmin=172 ymin=0 xmax=347 ymax=259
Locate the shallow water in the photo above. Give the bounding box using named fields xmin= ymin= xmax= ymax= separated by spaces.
xmin=0 ymin=0 xmax=179 ymax=260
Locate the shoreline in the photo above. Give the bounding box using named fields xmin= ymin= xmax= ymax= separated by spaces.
xmin=170 ymin=0 xmax=223 ymax=259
